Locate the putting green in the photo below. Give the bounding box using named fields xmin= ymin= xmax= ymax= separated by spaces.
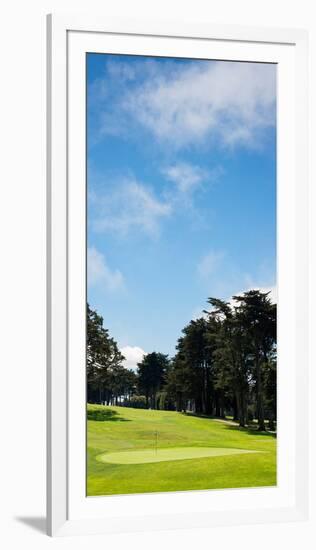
xmin=96 ymin=446 xmax=260 ymax=465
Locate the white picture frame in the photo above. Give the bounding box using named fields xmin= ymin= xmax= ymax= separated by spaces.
xmin=47 ymin=13 xmax=309 ymax=537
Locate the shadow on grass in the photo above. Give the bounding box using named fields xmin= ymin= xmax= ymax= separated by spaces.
xmin=87 ymin=409 xmax=130 ymax=422
xmin=182 ymin=411 xmax=216 ymax=420
xmin=223 ymin=424 xmax=277 ymax=438
xmin=182 ymin=412 xmax=276 ymax=438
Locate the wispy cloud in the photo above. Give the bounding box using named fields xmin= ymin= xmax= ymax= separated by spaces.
xmin=88 ymin=246 xmax=125 ymax=291
xmin=106 ymin=59 xmax=138 ymax=81
xmin=162 ymin=162 xmax=209 ymax=194
xmin=120 ymin=345 xmax=147 ymax=371
xmin=91 ymin=178 xmax=172 ymax=237
xmin=196 ymin=250 xmax=276 ymax=315
xmin=119 ymin=60 xmax=276 ymax=150
xmin=197 ymin=250 xmax=225 ymax=280
xmin=163 ymin=162 xmax=205 ymax=193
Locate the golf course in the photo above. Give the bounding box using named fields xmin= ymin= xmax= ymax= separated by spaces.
xmin=87 ymin=55 xmax=278 ymax=497
xmin=87 ymin=404 xmax=276 ymax=496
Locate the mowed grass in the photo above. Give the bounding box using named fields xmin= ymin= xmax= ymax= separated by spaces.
xmin=97 ymin=446 xmax=259 ymax=465
xmin=87 ymin=404 xmax=276 ymax=496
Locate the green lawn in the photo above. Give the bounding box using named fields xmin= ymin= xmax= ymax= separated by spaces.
xmin=87 ymin=404 xmax=277 ymax=496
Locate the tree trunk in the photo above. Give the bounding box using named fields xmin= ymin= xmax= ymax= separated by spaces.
xmin=237 ymin=390 xmax=246 ymax=427
xmin=215 ymin=393 xmax=220 ymax=417
xmin=195 ymin=394 xmax=203 ymax=414
xmin=220 ymin=398 xmax=226 ymax=419
xmin=255 ymin=354 xmax=266 ymax=431
xmin=205 ymin=368 xmax=213 ymax=415
xmin=233 ymin=395 xmax=239 ymax=421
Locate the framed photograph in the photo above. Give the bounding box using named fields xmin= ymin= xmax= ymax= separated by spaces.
xmin=47 ymin=14 xmax=309 ymax=537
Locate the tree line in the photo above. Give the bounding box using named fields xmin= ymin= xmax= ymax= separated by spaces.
xmin=87 ymin=290 xmax=276 ymax=431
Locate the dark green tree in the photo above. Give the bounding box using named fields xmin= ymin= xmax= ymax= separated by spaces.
xmin=232 ymin=290 xmax=276 ymax=431
xmin=137 ymin=352 xmax=169 ymax=408
xmin=86 ymin=304 xmax=125 ymax=404
xmin=206 ymin=298 xmax=251 ymax=426
xmin=178 ymin=318 xmax=214 ymax=414
xmin=164 ymin=346 xmax=192 ymax=412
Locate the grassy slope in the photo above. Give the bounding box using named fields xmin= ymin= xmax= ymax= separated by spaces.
xmin=87 ymin=404 xmax=276 ymax=496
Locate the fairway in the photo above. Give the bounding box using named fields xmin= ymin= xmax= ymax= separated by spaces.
xmin=87 ymin=404 xmax=276 ymax=496
xmin=97 ymin=446 xmax=260 ymax=465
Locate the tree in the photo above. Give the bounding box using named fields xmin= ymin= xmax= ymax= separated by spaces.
xmin=262 ymin=357 xmax=277 ymax=429
xmin=86 ymin=304 xmax=125 ymax=404
xmin=206 ymin=298 xmax=251 ymax=426
xmin=107 ymin=365 xmax=137 ymax=405
xmin=177 ymin=318 xmax=214 ymax=414
xmin=164 ymin=347 xmax=192 ymax=412
xmin=232 ymin=291 xmax=276 ymax=431
xmin=137 ymin=352 xmax=169 ymax=408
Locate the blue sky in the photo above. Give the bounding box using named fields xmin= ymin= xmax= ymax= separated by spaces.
xmin=87 ymin=54 xmax=276 ymax=370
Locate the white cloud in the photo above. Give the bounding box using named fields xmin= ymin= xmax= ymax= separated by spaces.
xmin=197 ymin=250 xmax=225 ymax=280
xmin=122 ymin=60 xmax=276 ymax=149
xmin=106 ymin=59 xmax=137 ymax=81
xmin=92 ymin=178 xmax=171 ymax=237
xmin=162 ymin=162 xmax=207 ymax=193
xmin=120 ymin=345 xmax=147 ymax=371
xmin=88 ymin=78 xmax=108 ymax=103
xmin=87 ymin=246 xmax=124 ymax=291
